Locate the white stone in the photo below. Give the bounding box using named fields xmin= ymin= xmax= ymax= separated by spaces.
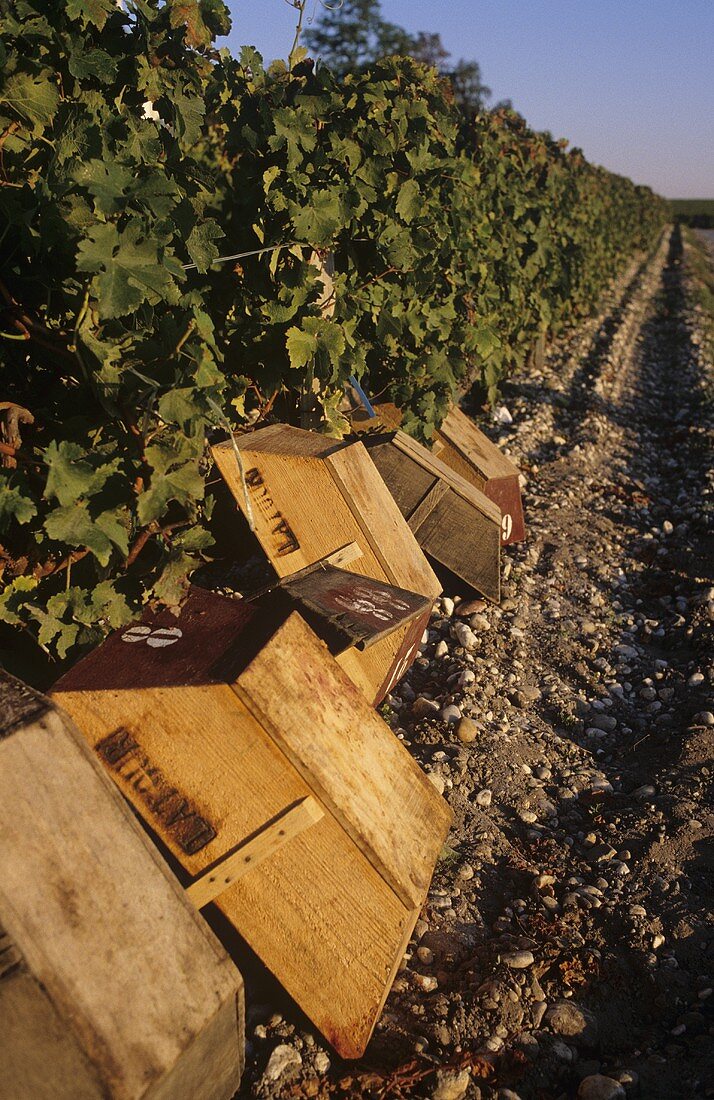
xmin=264 ymin=1044 xmax=302 ymax=1082
xmin=314 ymin=1052 xmax=330 ymax=1074
xmin=431 ymin=1068 xmax=471 ymax=1100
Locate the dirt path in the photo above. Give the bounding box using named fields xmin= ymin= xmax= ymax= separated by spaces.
xmin=241 ymin=228 xmax=713 ymax=1100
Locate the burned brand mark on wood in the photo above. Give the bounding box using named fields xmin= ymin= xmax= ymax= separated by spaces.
xmin=244 ymin=467 xmax=300 ymax=556
xmin=96 ymin=728 xmax=216 ymax=855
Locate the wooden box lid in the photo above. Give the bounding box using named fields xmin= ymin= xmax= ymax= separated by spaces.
xmin=251 ymin=563 xmax=431 ymax=657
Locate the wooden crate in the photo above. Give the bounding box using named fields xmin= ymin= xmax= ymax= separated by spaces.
xmin=210 ymin=423 xmax=441 ymax=601
xmin=352 ymin=403 xmax=525 ymax=546
xmin=0 ymin=672 xmax=244 ymax=1100
xmin=353 ymin=428 xmax=502 ymax=603
xmin=433 ymin=407 xmax=526 ymax=546
xmin=250 ymin=560 xmax=432 ymax=706
xmin=52 ymin=588 xmax=452 ymax=1060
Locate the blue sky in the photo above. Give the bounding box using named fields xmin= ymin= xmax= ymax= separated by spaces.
xmin=223 ymin=1 xmax=714 ymax=198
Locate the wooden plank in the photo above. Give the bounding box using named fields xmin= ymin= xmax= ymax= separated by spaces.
xmin=54 ymin=608 xmax=451 ymax=1059
xmin=186 ymin=797 xmax=324 ymax=909
xmin=438 ymin=406 xmax=518 ymax=480
xmin=417 ymin=490 xmax=501 ymax=604
xmin=406 ymin=480 xmax=450 ymax=533
xmin=233 ymin=613 xmax=451 ymax=911
xmin=211 ymin=424 xmax=440 ymax=600
xmin=1 ymin=672 xmax=244 ymax=1100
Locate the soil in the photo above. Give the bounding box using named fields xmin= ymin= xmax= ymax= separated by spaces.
xmin=237 ymin=226 xmax=713 ymax=1100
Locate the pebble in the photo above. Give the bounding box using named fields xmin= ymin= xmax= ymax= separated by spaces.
xmin=441 ymin=704 xmax=462 ymax=723
xmin=453 ymin=622 xmax=478 ymax=650
xmin=502 ymin=950 xmax=534 ymax=969
xmin=545 ymin=1002 xmax=599 ymax=1047
xmin=577 ymin=1075 xmax=625 ymax=1100
xmin=456 ymin=717 xmax=480 ymax=743
xmin=314 ymin=1051 xmax=330 ymax=1073
xmin=413 ymin=696 xmax=441 ymax=718
xmin=263 ymin=1044 xmax=302 ymax=1082
xmin=590 ymin=714 xmax=617 ymax=731
xmin=470 ymin=613 xmax=491 ymax=632
xmin=431 ymin=1069 xmax=471 ymax=1100
xmin=588 ymin=843 xmax=617 ymax=863
xmin=693 ymin=711 xmax=714 ymax=726
xmin=456 ymin=598 xmax=487 ymax=616
xmin=414 ymin=973 xmax=439 ymax=993
xmin=428 ymin=773 xmax=446 ymax=795
xmin=475 ymin=789 xmax=493 ymax=807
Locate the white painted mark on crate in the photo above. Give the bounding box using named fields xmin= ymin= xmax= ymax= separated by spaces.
xmin=122 ymin=626 xmax=183 ymax=648
xmin=501 ymin=514 xmax=513 ymax=542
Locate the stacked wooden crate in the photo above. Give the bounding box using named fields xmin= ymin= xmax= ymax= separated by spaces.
xmin=52 ymin=587 xmax=452 ymax=1058
xmin=5 ymin=404 xmax=525 ymax=1086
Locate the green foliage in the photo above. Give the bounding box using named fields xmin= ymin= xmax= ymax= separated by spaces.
xmin=0 ymin=1 xmax=667 ymax=672
xmin=0 ymin=0 xmax=234 ymax=664
xmin=670 ymin=199 xmax=714 ymax=229
xmin=303 ymin=0 xmax=491 ymax=115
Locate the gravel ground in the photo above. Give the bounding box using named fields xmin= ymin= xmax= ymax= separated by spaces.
xmin=237 ymin=226 xmax=713 ymax=1100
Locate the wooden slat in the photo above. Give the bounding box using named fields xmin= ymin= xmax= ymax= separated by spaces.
xmin=391 ymin=430 xmax=502 ymax=524
xmin=325 ymin=440 xmax=440 ymax=598
xmin=186 ymin=797 xmax=324 ymax=909
xmin=2 ymin=674 xmax=244 ymax=1100
xmin=417 ymin=490 xmax=501 ymax=604
xmin=233 ymin=613 xmax=451 ymax=911
xmin=406 ymin=480 xmax=450 ymax=533
xmin=438 ymin=405 xmax=519 ymax=481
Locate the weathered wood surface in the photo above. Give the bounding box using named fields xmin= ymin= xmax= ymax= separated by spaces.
xmin=211 ymin=423 xmax=441 ymax=600
xmin=185 ymin=796 xmax=324 ymax=910
xmin=352 ymin=402 xmax=525 ymax=546
xmin=0 ymin=672 xmax=244 ymax=1100
xmin=251 ymin=564 xmax=432 ymax=704
xmin=358 ymin=429 xmax=502 ymax=603
xmin=53 ymin=594 xmax=452 ymax=1059
xmin=434 ymin=406 xmax=526 ymax=546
